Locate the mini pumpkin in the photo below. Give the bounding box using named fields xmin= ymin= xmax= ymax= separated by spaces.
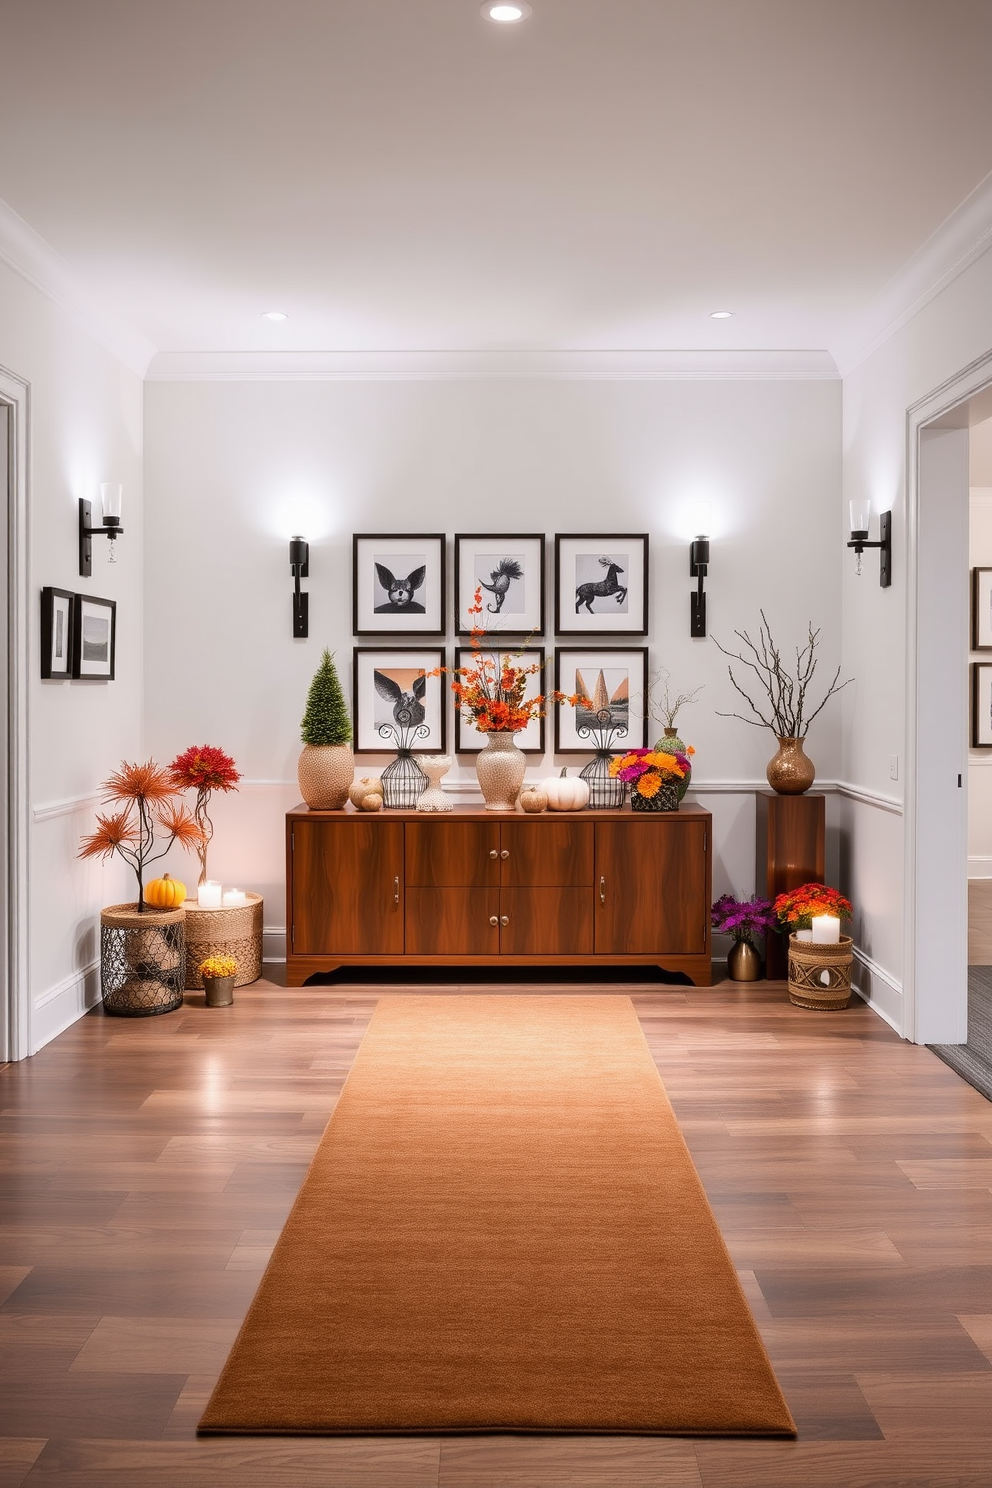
xmin=543 ymin=767 xmax=590 ymax=812
xmin=519 ymin=785 xmax=547 ymax=814
xmin=349 ymin=776 xmax=383 ymax=810
xmin=144 ymin=873 xmax=187 ymax=909
xmin=358 ymin=791 xmax=383 ymax=812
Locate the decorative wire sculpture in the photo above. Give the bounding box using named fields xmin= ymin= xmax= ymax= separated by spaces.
xmin=578 ymin=709 xmax=628 ymax=809
xmin=100 ymin=919 xmax=185 ymax=1016
xmin=379 ymin=720 xmax=431 ymax=808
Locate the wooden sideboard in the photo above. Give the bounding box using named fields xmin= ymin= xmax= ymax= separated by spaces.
xmin=285 ymin=802 xmax=712 ymax=985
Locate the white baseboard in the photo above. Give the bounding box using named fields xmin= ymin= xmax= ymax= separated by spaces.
xmin=850 ymin=946 xmax=904 ymax=1033
xmin=31 ymin=960 xmax=101 ymax=1052
xmin=968 ymin=856 xmax=992 ymax=878
xmin=263 ymin=926 xmax=287 ymax=964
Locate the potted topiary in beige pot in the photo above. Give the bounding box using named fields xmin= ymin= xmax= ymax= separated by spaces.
xmin=298 ymin=649 xmax=354 ymax=809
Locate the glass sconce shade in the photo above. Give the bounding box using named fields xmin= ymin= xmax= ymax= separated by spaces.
xmin=849 ymin=498 xmax=870 ymax=538
xmin=100 ymin=483 xmax=123 ymax=524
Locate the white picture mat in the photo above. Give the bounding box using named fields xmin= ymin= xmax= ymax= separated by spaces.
xmin=453 ymin=646 xmax=545 ymax=754
xmin=76 ymin=599 xmax=113 ymax=677
xmin=556 ymin=535 xmax=647 ymax=634
xmin=50 ymin=593 xmax=71 ymax=671
xmin=555 ymin=648 xmax=647 ymax=751
xmin=354 ymin=649 xmax=444 ymax=752
xmin=355 ymin=536 xmax=444 ymax=633
xmin=975 ymin=664 xmax=992 ymax=747
xmin=975 ymin=568 xmax=992 ymax=648
xmin=456 ymin=535 xmax=544 ymax=635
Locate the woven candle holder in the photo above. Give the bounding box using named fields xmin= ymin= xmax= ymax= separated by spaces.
xmin=184 ymin=893 xmax=263 ymax=990
xmin=787 ymin=932 xmax=853 ymax=1010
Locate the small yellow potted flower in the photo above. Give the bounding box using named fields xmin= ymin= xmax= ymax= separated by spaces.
xmin=199 ymin=954 xmax=238 ymax=1007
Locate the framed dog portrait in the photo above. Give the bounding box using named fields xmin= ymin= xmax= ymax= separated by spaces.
xmin=353 ymin=647 xmax=446 ymax=754
xmin=454 ymin=533 xmax=545 ymax=637
xmin=554 ymin=647 xmax=648 ymax=753
xmin=71 ymin=594 xmax=116 ymax=680
xmin=40 ymin=586 xmax=75 ymax=679
xmin=554 ymin=534 xmax=649 ymax=636
xmin=452 ymin=645 xmax=547 ymax=755
xmin=353 ymin=534 xmax=446 ymax=636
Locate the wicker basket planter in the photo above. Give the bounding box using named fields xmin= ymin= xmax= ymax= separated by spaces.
xmin=184 ymin=894 xmax=263 ymax=990
xmin=788 ymin=932 xmax=853 ymax=1010
xmin=100 ymin=903 xmax=186 ymax=1017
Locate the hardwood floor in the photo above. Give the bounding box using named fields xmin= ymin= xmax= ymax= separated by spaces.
xmin=2 ymin=974 xmax=992 ymax=1486
xmin=968 ymin=878 xmax=992 ymax=964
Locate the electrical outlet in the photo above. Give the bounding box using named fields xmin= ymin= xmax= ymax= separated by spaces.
xmin=889 ymin=754 xmax=899 ymax=781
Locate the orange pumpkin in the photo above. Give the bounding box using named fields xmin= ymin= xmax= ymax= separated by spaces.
xmin=144 ymin=873 xmax=187 ymax=909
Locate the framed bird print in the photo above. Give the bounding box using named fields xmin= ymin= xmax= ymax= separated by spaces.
xmin=454 ymin=533 xmax=545 ymax=637
xmin=554 ymin=534 xmax=649 ymax=636
xmin=353 ymin=647 xmax=447 ymax=754
xmin=353 ymin=533 xmax=446 ymax=636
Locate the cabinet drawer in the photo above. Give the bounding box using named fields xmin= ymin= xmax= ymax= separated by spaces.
xmin=405 ymin=887 xmax=500 ymax=955
xmin=499 ymin=820 xmax=593 ymax=886
xmin=499 ymin=888 xmax=593 ymax=955
xmin=405 ymin=820 xmax=500 ymax=886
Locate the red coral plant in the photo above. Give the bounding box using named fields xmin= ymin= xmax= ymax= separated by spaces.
xmin=78 ymin=760 xmax=203 ymax=912
xmin=168 ymin=745 xmax=241 ymax=887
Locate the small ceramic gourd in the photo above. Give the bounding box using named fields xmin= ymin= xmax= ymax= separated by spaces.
xmin=519 ymin=785 xmax=548 ymax=814
xmin=543 ymin=767 xmax=590 ymax=811
xmin=349 ymin=776 xmax=384 ymax=812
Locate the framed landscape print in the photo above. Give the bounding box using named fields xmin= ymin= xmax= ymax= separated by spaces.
xmin=353 ymin=647 xmax=446 ymax=754
xmin=454 ymin=533 xmax=545 ymax=636
xmin=452 ymin=645 xmax=546 ymax=755
xmin=973 ymin=568 xmax=992 ymax=650
xmin=40 ymin=586 xmax=74 ymax=679
xmin=353 ymin=533 xmax=446 ymax=636
xmin=71 ymin=594 xmax=116 ymax=680
xmin=973 ymin=663 xmax=992 ymax=747
xmin=554 ymin=533 xmax=649 ymax=636
xmin=554 ymin=647 xmax=648 ymax=753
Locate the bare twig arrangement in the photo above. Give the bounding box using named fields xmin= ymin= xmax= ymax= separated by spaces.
xmin=712 ymin=611 xmax=851 ymax=738
xmin=646 ymin=669 xmax=703 ymax=730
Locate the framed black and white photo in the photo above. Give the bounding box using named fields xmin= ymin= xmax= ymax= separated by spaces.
xmin=454 ymin=533 xmax=544 ymax=636
xmin=353 ymin=534 xmax=446 ymax=636
xmin=353 ymin=647 xmax=446 ymax=754
xmin=973 ymin=568 xmax=992 ymax=650
xmin=71 ymin=594 xmax=116 ymax=680
xmin=40 ymin=587 xmax=75 ymax=679
xmin=973 ymin=663 xmax=992 ymax=747
xmin=554 ymin=533 xmax=649 ymax=636
xmin=554 ymin=647 xmax=648 ymax=753
xmin=452 ymin=645 xmax=546 ymax=755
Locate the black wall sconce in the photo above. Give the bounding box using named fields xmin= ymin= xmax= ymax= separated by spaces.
xmin=78 ymin=484 xmax=123 ymax=576
xmin=290 ymin=536 xmax=309 ymax=637
xmin=847 ymin=500 xmax=891 ymax=587
xmin=689 ymin=533 xmax=710 ymax=637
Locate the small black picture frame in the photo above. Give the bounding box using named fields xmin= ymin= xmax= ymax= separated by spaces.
xmin=454 ymin=533 xmax=545 ymax=637
xmin=40 ymin=586 xmax=75 ymax=679
xmin=353 ymin=646 xmax=447 ymax=755
xmin=554 ymin=533 xmax=649 ymax=637
xmin=353 ymin=533 xmax=446 ymax=636
xmin=554 ymin=646 xmax=649 ymax=753
xmin=71 ymin=594 xmax=116 ymax=680
xmin=972 ymin=662 xmax=992 ymax=748
xmin=452 ymin=645 xmax=547 ymax=755
xmin=973 ymin=568 xmax=992 ymax=650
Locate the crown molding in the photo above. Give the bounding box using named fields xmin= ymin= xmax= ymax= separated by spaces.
xmin=145 ymin=347 xmax=839 ymax=383
xmin=0 ymin=195 xmax=155 ymax=377
xmin=831 ymin=167 xmax=992 ymax=378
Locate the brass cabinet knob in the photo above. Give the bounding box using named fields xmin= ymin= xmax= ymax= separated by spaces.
xmin=500 ymin=915 xmax=509 ymax=926
xmin=489 ymin=915 xmax=498 ymax=926
xmin=500 ymin=849 xmax=510 ymax=859
xmin=489 ymin=849 xmax=498 ymax=859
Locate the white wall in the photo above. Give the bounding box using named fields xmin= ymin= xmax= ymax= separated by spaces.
xmin=143 ymin=375 xmax=842 ymax=961
xmin=841 ymin=246 xmax=992 ymax=1035
xmin=0 ymin=256 xmax=144 ymax=1051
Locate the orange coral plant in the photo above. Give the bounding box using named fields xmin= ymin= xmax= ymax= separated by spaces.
xmin=79 ymin=759 xmax=203 ymax=912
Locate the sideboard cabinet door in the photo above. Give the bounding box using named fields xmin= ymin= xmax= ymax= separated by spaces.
xmin=291 ymin=819 xmax=405 ymax=955
xmin=595 ymin=819 xmax=708 ymax=955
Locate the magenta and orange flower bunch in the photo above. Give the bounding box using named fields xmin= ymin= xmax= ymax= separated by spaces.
xmin=773 ymin=882 xmax=852 ymax=930
xmin=608 ymin=745 xmax=694 ymax=800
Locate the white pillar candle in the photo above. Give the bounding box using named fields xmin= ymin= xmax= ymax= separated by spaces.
xmin=222 ymin=889 xmax=247 ymax=907
xmin=811 ymin=914 xmax=840 ymax=943
xmin=795 ymin=928 xmax=813 ymax=942
xmin=197 ymin=881 xmax=222 ymax=908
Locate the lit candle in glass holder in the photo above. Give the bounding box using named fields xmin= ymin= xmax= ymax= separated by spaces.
xmin=222 ymin=889 xmax=247 ymax=906
xmin=811 ymin=914 xmax=840 ymax=943
xmin=197 ymin=881 xmax=222 ymax=908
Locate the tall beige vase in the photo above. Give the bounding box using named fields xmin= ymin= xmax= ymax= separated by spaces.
xmin=298 ymin=744 xmax=354 ymax=810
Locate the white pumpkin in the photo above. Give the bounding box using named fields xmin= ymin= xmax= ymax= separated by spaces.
xmin=543 ymin=768 xmax=590 ymax=811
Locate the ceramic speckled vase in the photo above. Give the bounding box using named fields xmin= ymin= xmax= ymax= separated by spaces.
xmin=475 ymin=732 xmax=526 ymax=811
xmin=655 ymin=726 xmax=691 ymax=802
xmin=297 ymin=744 xmax=354 ymax=809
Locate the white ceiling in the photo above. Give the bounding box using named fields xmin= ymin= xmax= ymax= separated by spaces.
xmin=2 ymin=0 xmax=992 ymax=368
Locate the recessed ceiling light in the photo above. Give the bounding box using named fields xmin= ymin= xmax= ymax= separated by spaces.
xmin=709 ymin=310 xmax=733 ymax=319
xmin=481 ymin=2 xmax=531 ymax=23
xmin=262 ymin=310 xmax=288 ymax=321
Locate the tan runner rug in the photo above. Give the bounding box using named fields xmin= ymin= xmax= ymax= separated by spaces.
xmin=199 ymin=994 xmax=795 ymax=1436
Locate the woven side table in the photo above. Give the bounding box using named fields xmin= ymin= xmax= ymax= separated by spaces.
xmin=788 ymin=932 xmax=853 ymax=1010
xmin=100 ymin=903 xmax=185 ymax=1016
xmin=184 ymin=893 xmax=263 ymax=990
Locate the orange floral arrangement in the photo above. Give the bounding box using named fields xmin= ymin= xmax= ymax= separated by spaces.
xmin=78 ymin=760 xmax=203 ymax=912
xmin=436 ymin=588 xmax=587 ymax=733
xmin=773 ymin=882 xmax=852 ymax=931
xmin=169 ymin=744 xmax=241 ymax=887
xmin=608 ymin=746 xmax=694 ymax=799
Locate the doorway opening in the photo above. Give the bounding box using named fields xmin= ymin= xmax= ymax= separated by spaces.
xmin=0 ymin=365 xmax=29 ymax=1063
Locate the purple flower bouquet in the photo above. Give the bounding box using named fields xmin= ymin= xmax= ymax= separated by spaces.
xmin=710 ymin=893 xmax=778 ymax=946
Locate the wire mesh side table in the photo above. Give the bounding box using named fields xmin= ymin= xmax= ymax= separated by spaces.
xmin=100 ymin=903 xmax=186 ymax=1016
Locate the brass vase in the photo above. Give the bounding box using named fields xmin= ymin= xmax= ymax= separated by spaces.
xmin=766 ymin=736 xmax=815 ymax=795
xmin=727 ymin=939 xmax=761 ymax=982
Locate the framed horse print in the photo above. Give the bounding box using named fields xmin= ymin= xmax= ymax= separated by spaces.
xmin=554 ymin=534 xmax=649 ymax=636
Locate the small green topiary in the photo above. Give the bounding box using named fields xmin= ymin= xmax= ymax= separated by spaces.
xmin=301 ymin=649 xmax=353 ymax=746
